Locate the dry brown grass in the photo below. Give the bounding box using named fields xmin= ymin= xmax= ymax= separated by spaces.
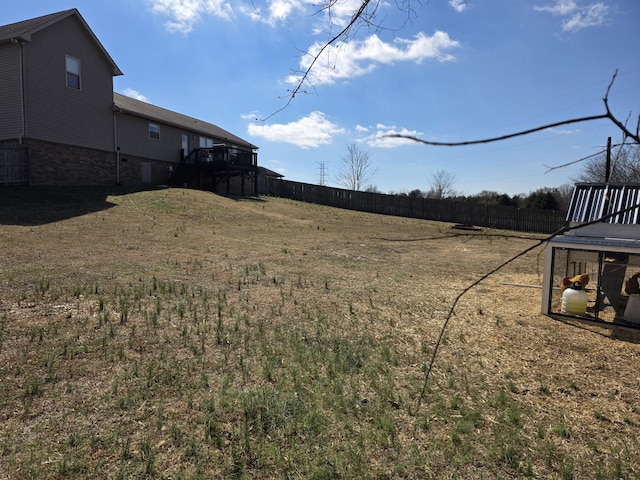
xmin=0 ymin=187 xmax=638 ymax=479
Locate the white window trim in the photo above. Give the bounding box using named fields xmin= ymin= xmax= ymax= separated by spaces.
xmin=65 ymin=55 xmax=81 ymax=90
xmin=149 ymin=123 xmax=160 ymax=140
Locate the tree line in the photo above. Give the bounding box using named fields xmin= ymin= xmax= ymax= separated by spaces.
xmin=343 ymin=143 xmax=640 ymax=212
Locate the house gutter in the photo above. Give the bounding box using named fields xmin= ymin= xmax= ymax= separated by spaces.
xmin=11 ymin=37 xmax=27 ymax=143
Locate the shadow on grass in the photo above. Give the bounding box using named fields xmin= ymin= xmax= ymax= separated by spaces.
xmin=216 ymin=193 xmax=267 ymax=203
xmin=551 ymin=314 xmax=640 ymax=344
xmin=0 ymin=185 xmax=147 ymax=226
xmin=0 ymin=186 xmax=267 ymax=225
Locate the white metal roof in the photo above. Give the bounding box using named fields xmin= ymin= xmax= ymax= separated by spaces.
xmin=567 ymin=183 xmax=640 ymax=224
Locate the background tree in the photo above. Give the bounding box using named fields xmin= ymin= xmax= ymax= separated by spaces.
xmin=426 ymin=169 xmax=456 ymax=199
xmin=555 ymin=183 xmax=575 ymax=211
xmin=495 ymin=193 xmax=519 ymax=207
xmin=522 ymin=188 xmax=560 ymax=210
xmin=572 ymin=143 xmax=640 ymax=183
xmin=336 ymin=143 xmax=376 ymax=191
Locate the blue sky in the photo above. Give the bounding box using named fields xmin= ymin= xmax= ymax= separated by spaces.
xmin=5 ymin=0 xmax=640 ymax=195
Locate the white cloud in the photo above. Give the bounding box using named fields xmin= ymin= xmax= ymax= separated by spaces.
xmin=150 ymin=0 xmax=323 ymax=29
xmin=562 ymin=2 xmax=609 ymax=31
xmin=534 ymin=0 xmax=610 ymax=32
xmin=247 ymin=112 xmax=345 ymax=148
xmin=238 ymin=0 xmax=306 ymax=25
xmin=320 ymin=0 xmax=366 ymax=27
xmin=149 ymin=0 xmax=233 ymax=33
xmin=267 ymin=0 xmax=305 ymax=23
xmin=360 ymin=123 xmax=423 ymax=148
xmin=122 ymin=88 xmax=149 ymax=102
xmin=546 ymin=127 xmax=580 ymax=135
xmin=288 ymin=31 xmax=460 ymax=86
xmin=241 ymin=110 xmax=261 ymax=121
xmin=240 ymin=0 xmax=366 ymax=28
xmin=449 ymin=0 xmax=468 ymax=13
xmin=534 ymin=0 xmax=577 ymax=15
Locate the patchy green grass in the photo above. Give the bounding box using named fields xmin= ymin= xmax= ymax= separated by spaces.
xmin=0 ymin=187 xmax=638 ymax=479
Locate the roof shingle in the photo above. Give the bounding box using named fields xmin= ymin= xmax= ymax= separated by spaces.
xmin=114 ymin=93 xmax=256 ymax=150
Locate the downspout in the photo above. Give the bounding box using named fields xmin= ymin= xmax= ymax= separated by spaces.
xmin=113 ymin=106 xmax=122 ymax=185
xmin=11 ymin=38 xmax=26 ymax=143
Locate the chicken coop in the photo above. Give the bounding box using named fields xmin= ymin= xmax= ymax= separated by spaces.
xmin=541 ymin=183 xmax=640 ymax=327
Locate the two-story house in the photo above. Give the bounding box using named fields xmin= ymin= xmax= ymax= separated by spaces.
xmin=0 ymin=9 xmax=259 ymax=192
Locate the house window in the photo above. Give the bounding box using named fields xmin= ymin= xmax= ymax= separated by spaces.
xmin=181 ymin=134 xmax=189 ymax=155
xmin=149 ymin=123 xmax=160 ymax=140
xmin=65 ymin=55 xmax=81 ymax=90
xmin=199 ymin=136 xmax=213 ymax=148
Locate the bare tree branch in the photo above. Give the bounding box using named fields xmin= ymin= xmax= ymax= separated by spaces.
xmin=390 ymin=71 xmax=640 ymax=148
xmin=388 ymin=114 xmax=610 ymax=147
xmin=603 ymin=75 xmax=640 ymax=144
xmin=544 ymin=149 xmax=608 ymax=174
xmin=260 ymin=0 xmax=377 ymax=122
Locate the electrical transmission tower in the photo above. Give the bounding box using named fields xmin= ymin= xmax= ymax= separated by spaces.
xmin=316 ymin=161 xmax=327 ymax=186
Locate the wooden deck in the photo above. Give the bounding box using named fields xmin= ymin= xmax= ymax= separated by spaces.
xmin=171 ymin=145 xmax=258 ymax=195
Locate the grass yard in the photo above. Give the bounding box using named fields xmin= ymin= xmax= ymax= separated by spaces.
xmin=0 ymin=187 xmax=639 ymax=479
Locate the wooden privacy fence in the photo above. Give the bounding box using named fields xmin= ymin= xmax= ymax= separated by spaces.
xmin=264 ymin=178 xmax=568 ymax=234
xmin=0 ymin=146 xmax=28 ymax=185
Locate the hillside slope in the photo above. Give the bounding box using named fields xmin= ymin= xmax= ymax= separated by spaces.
xmin=0 ymin=187 xmax=638 ymax=479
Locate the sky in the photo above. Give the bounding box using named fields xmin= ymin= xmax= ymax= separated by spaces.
xmin=4 ymin=0 xmax=640 ymax=196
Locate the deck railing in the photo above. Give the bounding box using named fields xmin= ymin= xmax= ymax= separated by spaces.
xmin=181 ymin=145 xmax=257 ymax=167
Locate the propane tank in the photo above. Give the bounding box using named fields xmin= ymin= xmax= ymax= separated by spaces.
xmin=561 ymin=282 xmax=587 ymax=316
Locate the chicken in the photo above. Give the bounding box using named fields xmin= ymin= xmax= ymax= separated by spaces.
xmin=561 ymin=275 xmax=572 ymax=292
xmin=567 ymin=273 xmax=589 ymax=290
xmin=625 ymin=273 xmax=640 ymax=295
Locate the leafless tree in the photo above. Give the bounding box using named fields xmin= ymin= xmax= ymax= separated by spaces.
xmin=555 ymin=183 xmax=575 ymax=211
xmin=572 ymin=143 xmax=640 ymax=183
xmin=336 ymin=143 xmax=376 ymax=191
xmin=426 ymin=169 xmax=456 ymax=199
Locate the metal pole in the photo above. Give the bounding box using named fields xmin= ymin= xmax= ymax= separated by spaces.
xmin=605 ymin=136 xmax=611 ymax=182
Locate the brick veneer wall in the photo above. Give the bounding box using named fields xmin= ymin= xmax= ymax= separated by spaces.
xmin=1 ymin=138 xmax=175 ymax=187
xmin=117 ymin=152 xmax=173 ymax=187
xmin=25 ymin=138 xmax=117 ymax=186
xmin=1 ymin=138 xmax=254 ymax=193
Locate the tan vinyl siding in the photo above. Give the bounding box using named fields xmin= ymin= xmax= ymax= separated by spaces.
xmin=116 ymin=113 xmax=185 ymax=164
xmin=22 ymin=15 xmax=114 ymax=151
xmin=0 ymin=45 xmax=23 ymax=139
